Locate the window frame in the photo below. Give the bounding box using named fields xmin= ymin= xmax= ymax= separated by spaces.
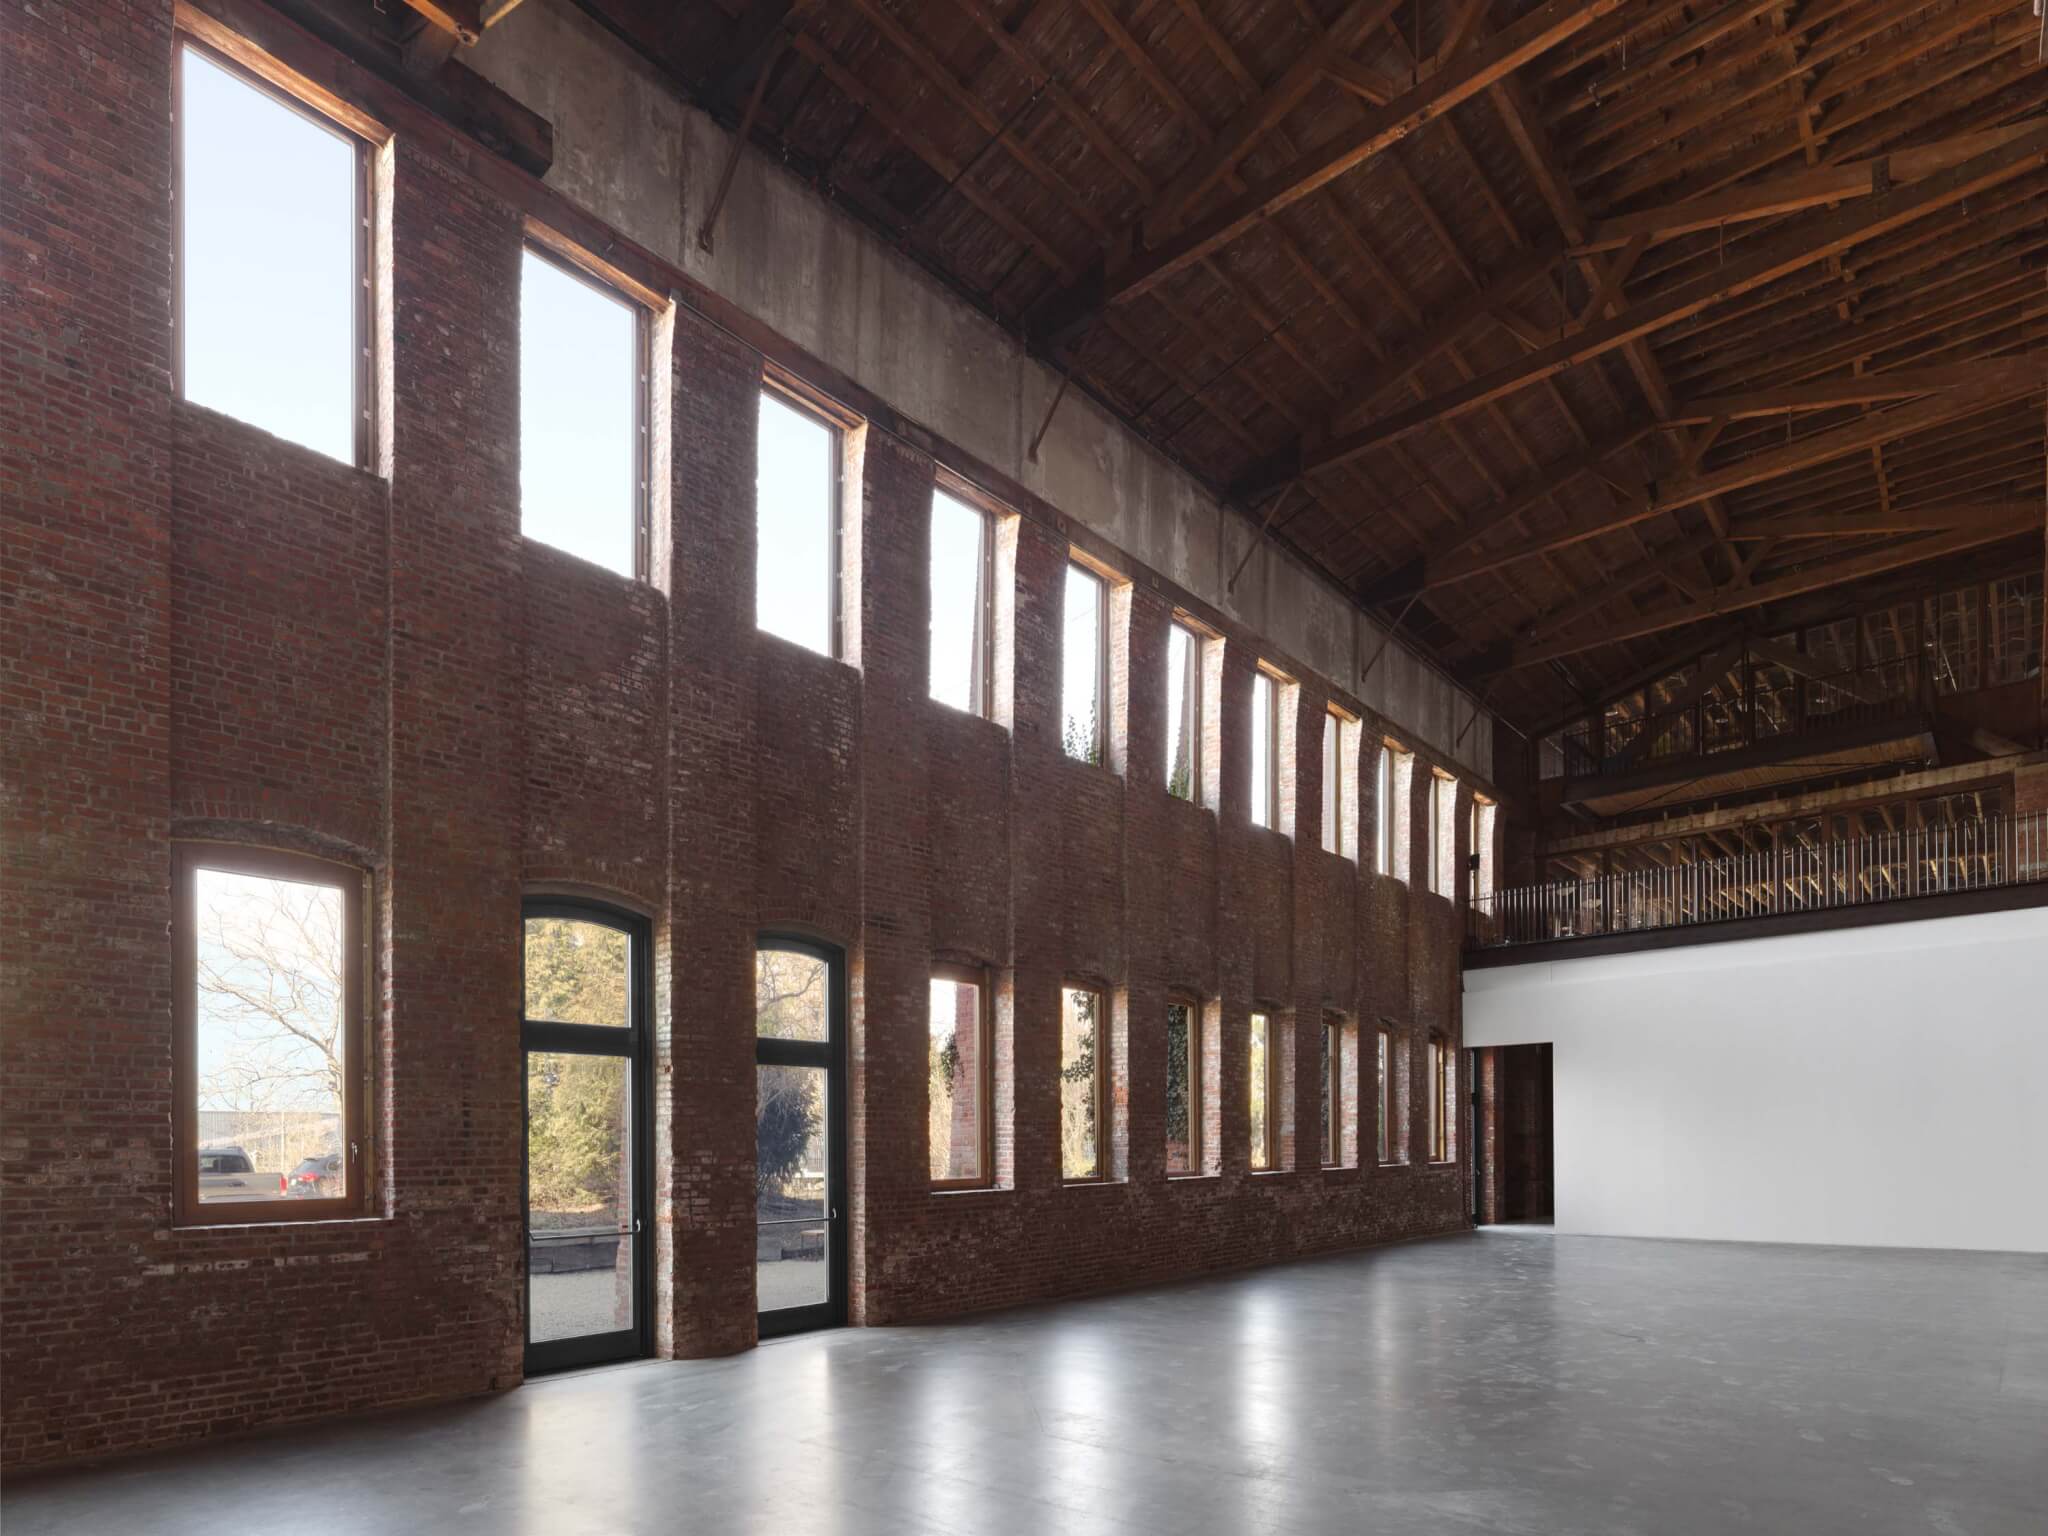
xmin=172 ymin=841 xmax=369 ymax=1227
xmin=1166 ymin=619 xmax=1205 ymax=802
xmin=1374 ymin=742 xmax=1394 ymax=875
xmin=1377 ymin=1024 xmax=1398 ymax=1166
xmin=1248 ymin=1007 xmax=1277 ymax=1172
xmin=172 ymin=29 xmax=377 ymax=470
xmin=1062 ymin=560 xmax=1110 ymax=766
xmin=518 ymin=236 xmax=654 ymax=582
xmin=929 ymin=480 xmax=997 ymax=719
xmin=1427 ymin=1036 xmax=1453 ymax=1165
xmin=1323 ymin=1015 xmax=1343 ymax=1167
xmin=757 ymin=379 xmax=847 ymax=660
xmin=929 ymin=962 xmax=994 ymax=1191
xmin=1165 ymin=994 xmax=1205 ymax=1177
xmin=1060 ymin=982 xmax=1109 ymax=1183
xmin=1250 ymin=667 xmax=1280 ymax=830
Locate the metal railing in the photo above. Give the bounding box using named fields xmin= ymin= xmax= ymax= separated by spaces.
xmin=1469 ymin=810 xmax=2048 ymax=948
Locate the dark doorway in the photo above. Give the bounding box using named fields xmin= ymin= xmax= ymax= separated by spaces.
xmin=754 ymin=936 xmax=847 ymax=1337
xmin=522 ymin=900 xmax=653 ymax=1375
xmin=1473 ymin=1043 xmax=1553 ymax=1225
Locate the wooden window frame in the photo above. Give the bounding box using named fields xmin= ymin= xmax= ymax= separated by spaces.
xmin=1427 ymin=1036 xmax=1453 ymax=1165
xmin=1374 ymin=741 xmax=1396 ymax=876
xmin=1063 ymin=561 xmax=1110 ymax=766
xmin=1249 ymin=668 xmax=1281 ymax=830
xmin=173 ymin=842 xmax=369 ymax=1226
xmin=930 ymin=478 xmax=998 ymax=720
xmin=1060 ymin=982 xmax=1109 ymax=1183
xmin=1323 ymin=1015 xmax=1343 ymax=1167
xmin=759 ymin=378 xmax=848 ymax=661
xmin=1165 ymin=994 xmax=1204 ymax=1177
xmin=518 ymin=237 xmax=654 ymax=583
xmin=1377 ymin=1024 xmax=1398 ymax=1166
xmin=172 ymin=28 xmax=378 ymax=471
xmin=929 ymin=962 xmax=994 ymax=1191
xmin=1166 ymin=619 xmax=1205 ymax=802
xmin=1248 ymin=1007 xmax=1277 ymax=1171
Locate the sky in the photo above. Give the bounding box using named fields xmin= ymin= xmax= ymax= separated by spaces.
xmin=1061 ymin=565 xmax=1101 ymax=755
xmin=520 ymin=250 xmax=638 ymax=576
xmin=756 ymin=392 xmax=836 ymax=654
xmin=180 ymin=46 xmax=356 ymax=463
xmin=1166 ymin=622 xmax=1194 ymax=784
xmin=929 ymin=490 xmax=984 ymax=710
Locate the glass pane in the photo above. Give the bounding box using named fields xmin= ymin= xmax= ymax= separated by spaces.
xmin=1165 ymin=1003 xmax=1195 ymax=1174
xmin=1060 ymin=987 xmax=1100 ymax=1179
xmin=1250 ymin=672 xmax=1273 ymax=828
xmin=180 ymin=48 xmax=357 ymax=464
xmin=1377 ymin=1033 xmax=1390 ymax=1163
xmin=1061 ymin=565 xmax=1102 ymax=764
xmin=757 ymin=392 xmax=836 ymax=656
xmin=193 ymin=867 xmax=347 ymax=1204
xmin=1321 ymin=714 xmax=1339 ymax=853
xmin=1323 ymin=1023 xmax=1337 ymax=1163
xmin=1375 ymin=748 xmax=1392 ymax=873
xmin=930 ymin=490 xmax=988 ymax=713
xmin=1248 ymin=1012 xmax=1271 ymax=1170
xmin=757 ymin=1064 xmax=828 ymax=1313
xmin=520 ymin=250 xmax=638 ymax=577
xmin=524 ymin=917 xmax=630 ymax=1026
xmin=1166 ymin=623 xmax=1197 ymax=798
xmin=527 ymin=1052 xmax=633 ymax=1343
xmin=756 ymin=948 xmax=829 ymax=1040
xmin=928 ymin=977 xmax=985 ymax=1183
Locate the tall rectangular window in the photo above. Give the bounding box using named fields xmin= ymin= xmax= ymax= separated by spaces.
xmin=1428 ymin=1038 xmax=1453 ymax=1164
xmin=174 ymin=843 xmax=366 ymax=1224
xmin=1923 ymin=586 xmax=1982 ymax=694
xmin=1166 ymin=622 xmax=1202 ymax=801
xmin=1320 ymin=709 xmax=1355 ymax=857
xmin=1375 ymin=744 xmax=1394 ymax=875
xmin=1430 ymin=774 xmax=1458 ymax=898
xmin=1250 ymin=670 xmax=1278 ymax=829
xmin=1248 ymin=1009 xmax=1274 ymax=1170
xmin=1472 ymin=798 xmax=1496 ymax=905
xmin=1377 ymin=1025 xmax=1397 ymax=1164
xmin=1062 ymin=564 xmax=1107 ymax=765
xmin=520 ymin=246 xmax=645 ymax=578
xmin=176 ymin=40 xmax=368 ymax=465
xmin=1323 ymin=1017 xmax=1342 ymax=1166
xmin=928 ymin=968 xmax=990 ymax=1188
xmin=1165 ymin=1000 xmax=1202 ymax=1175
xmin=929 ymin=488 xmax=994 ymax=715
xmin=1060 ymin=985 xmax=1105 ymax=1180
xmin=1988 ymin=573 xmax=2042 ymax=686
xmin=757 ymin=389 xmax=840 ymax=657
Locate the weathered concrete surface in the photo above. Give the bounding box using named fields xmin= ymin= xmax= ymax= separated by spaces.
xmin=467 ymin=2 xmax=1494 ymax=777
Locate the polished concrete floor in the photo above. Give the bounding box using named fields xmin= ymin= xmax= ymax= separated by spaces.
xmin=9 ymin=1230 xmax=2046 ymax=1536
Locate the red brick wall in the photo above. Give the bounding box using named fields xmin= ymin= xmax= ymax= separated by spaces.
xmin=2 ymin=0 xmax=1485 ymax=1473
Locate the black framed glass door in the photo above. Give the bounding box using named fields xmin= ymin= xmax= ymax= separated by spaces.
xmin=754 ymin=936 xmax=847 ymax=1337
xmin=522 ymin=900 xmax=652 ymax=1374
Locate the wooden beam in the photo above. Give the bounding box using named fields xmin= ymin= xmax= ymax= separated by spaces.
xmin=1430 ymin=364 xmax=2046 ymax=589
xmin=1032 ymin=0 xmax=1624 ymax=341
xmin=1302 ymin=124 xmax=2048 ymax=477
xmin=1576 ymin=123 xmax=2042 ymax=252
xmin=1674 ymin=364 xmax=2028 ymax=423
xmin=1145 ymin=0 xmax=1404 ymax=232
xmin=1731 ymin=500 xmax=2043 ymax=538
xmin=1512 ymin=517 xmax=2039 ymax=665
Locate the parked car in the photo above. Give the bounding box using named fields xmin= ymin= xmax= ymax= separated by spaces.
xmin=197 ymin=1146 xmax=274 ymax=1204
xmin=282 ymin=1153 xmax=344 ymax=1199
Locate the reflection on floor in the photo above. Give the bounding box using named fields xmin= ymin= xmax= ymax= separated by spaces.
xmin=9 ymin=1230 xmax=2046 ymax=1536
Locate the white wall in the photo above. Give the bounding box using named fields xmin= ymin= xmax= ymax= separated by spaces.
xmin=1465 ymin=908 xmax=2048 ymax=1253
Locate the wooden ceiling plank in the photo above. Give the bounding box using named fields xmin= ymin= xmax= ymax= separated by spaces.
xmin=1303 ymin=124 xmax=2048 ymax=478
